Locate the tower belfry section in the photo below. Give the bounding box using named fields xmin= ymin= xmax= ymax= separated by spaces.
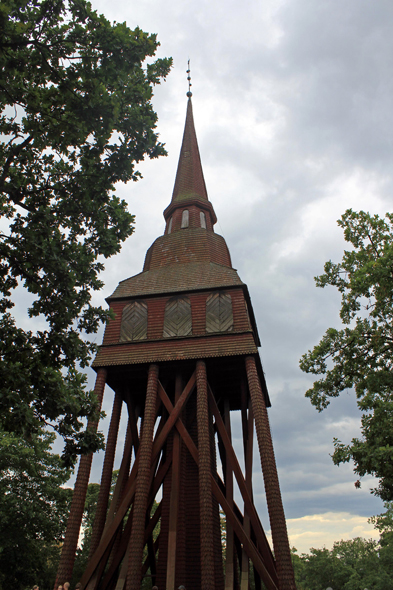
xmin=56 ymin=96 xmax=297 ymax=590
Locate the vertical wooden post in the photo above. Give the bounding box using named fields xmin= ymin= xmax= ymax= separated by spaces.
xmin=245 ymin=356 xmax=296 ymax=590
xmin=89 ymin=390 xmax=122 ymax=558
xmin=107 ymin=422 xmax=133 ymax=526
xmin=196 ymin=360 xmax=215 ymax=590
xmin=241 ymin=400 xmax=253 ymax=590
xmin=245 ymin=402 xmax=254 ymax=496
xmin=105 ymin=422 xmax=133 ymax=576
xmin=126 ymin=364 xmax=159 ymax=590
xmin=55 ymin=367 xmax=107 ymax=587
xmin=224 ymin=399 xmax=234 ymax=590
xmin=166 ymin=373 xmax=182 ymax=590
xmin=124 ymin=390 xmax=140 ymax=456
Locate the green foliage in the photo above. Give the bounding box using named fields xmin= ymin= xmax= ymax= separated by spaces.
xmin=0 ymin=427 xmax=73 ymax=590
xmin=290 ymin=547 xmax=307 ymax=590
xmin=370 ymin=502 xmax=393 ymax=581
xmin=293 ymin=537 xmax=393 ymax=590
xmin=300 ymin=209 xmax=393 ymax=499
xmin=0 ymin=0 xmax=172 ymax=464
xmin=370 ymin=501 xmax=393 ymax=534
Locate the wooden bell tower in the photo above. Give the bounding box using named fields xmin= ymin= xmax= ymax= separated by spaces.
xmin=56 ymin=94 xmax=297 ymax=590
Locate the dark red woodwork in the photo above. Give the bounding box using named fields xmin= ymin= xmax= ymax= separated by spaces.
xmin=57 ymin=97 xmax=296 ymax=590
xmin=55 ymin=368 xmax=107 ymax=588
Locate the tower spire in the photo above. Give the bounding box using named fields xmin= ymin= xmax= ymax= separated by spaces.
xmin=170 ymin=97 xmax=209 ymax=205
xmin=186 ymin=59 xmax=192 ymax=97
xmin=60 ymin=83 xmax=297 ymax=590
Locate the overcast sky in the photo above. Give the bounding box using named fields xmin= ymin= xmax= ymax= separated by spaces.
xmin=66 ymin=0 xmax=393 ymax=554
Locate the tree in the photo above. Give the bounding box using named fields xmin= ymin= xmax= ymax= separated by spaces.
xmin=0 ymin=0 xmax=172 ymax=464
xmin=300 ymin=209 xmax=393 ymax=500
xmin=293 ymin=538 xmax=393 ymax=590
xmin=370 ymin=502 xmax=393 ymax=581
xmin=290 ymin=547 xmax=307 ymax=590
xmin=0 ymin=427 xmax=73 ymax=590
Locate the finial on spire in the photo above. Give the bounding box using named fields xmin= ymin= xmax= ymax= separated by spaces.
xmin=186 ymin=59 xmax=192 ymax=98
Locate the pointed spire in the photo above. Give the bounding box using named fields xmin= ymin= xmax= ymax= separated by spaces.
xmin=163 ymin=90 xmax=217 ymax=227
xmin=170 ymin=97 xmax=209 ymax=204
xmin=186 ymin=59 xmax=192 ymax=97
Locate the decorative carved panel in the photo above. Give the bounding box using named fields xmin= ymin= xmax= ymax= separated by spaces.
xmin=163 ymin=296 xmax=192 ymax=337
xmin=120 ymin=301 xmax=148 ymax=341
xmin=206 ymin=292 xmax=234 ymax=333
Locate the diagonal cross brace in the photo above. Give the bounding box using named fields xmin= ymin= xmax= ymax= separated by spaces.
xmin=80 ymin=373 xmax=196 ymax=589
xmin=156 ymin=377 xmax=279 ymax=590
xmin=207 ymin=384 xmax=276 ymax=576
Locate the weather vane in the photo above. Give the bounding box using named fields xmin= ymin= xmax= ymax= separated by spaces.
xmin=186 ymin=59 xmax=192 ymax=97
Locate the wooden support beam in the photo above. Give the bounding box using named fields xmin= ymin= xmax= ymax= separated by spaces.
xmin=157 ymin=382 xmax=198 ymax=464
xmin=56 ymin=368 xmax=107 ymax=587
xmin=145 ymin=502 xmax=162 ymax=542
xmin=158 ymin=382 xmax=278 ymax=590
xmin=241 ymin=518 xmax=250 ymax=590
xmin=246 ymin=401 xmax=254 ymax=496
xmin=104 ymin=466 xmax=165 ymax=590
xmin=142 ymin=536 xmax=159 ymax=579
xmin=211 ymin=480 xmax=279 ymax=590
xmin=241 ymin=380 xmax=249 ymax=467
xmin=105 ymin=423 xmax=133 ymax=577
xmin=241 ymin=400 xmax=254 ymax=590
xmin=80 ymin=477 xmax=137 ymax=589
xmin=106 ymin=422 xmax=133 ymax=527
xmin=114 ymin=549 xmax=128 ymax=590
xmin=245 ymin=356 xmax=296 ymax=590
xmin=124 ymin=390 xmax=140 ymax=455
xmin=101 ymin=499 xmax=163 ymax=590
xmin=81 ymin=406 xmax=173 ymax=589
xmin=146 ymin=533 xmax=157 ymax=584
xmin=166 ymin=373 xmax=182 ymax=590
xmin=207 ymin=385 xmax=276 ymax=576
xmin=85 ymin=537 xmax=116 ymax=590
xmin=83 ymin=368 xmax=277 ymax=590
xmin=126 ymin=363 xmax=159 ymax=590
xmin=90 ymin=391 xmax=123 ymax=558
xmin=196 ymin=360 xmax=215 ymax=590
xmin=81 ymin=413 xmax=165 ymax=588
xmin=224 ymin=399 xmax=235 ymax=590
xmin=154 ymin=371 xmax=196 ymax=455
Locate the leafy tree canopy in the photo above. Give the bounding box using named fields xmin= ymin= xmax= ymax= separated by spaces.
xmin=300 ymin=209 xmax=393 ymax=500
xmin=0 ymin=427 xmax=73 ymax=590
xmin=0 ymin=0 xmax=172 ymax=464
xmin=292 ymin=536 xmax=393 ymax=590
xmin=292 ymin=537 xmax=393 ymax=590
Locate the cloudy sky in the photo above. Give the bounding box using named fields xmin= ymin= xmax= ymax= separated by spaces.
xmin=68 ymin=0 xmax=393 ymax=554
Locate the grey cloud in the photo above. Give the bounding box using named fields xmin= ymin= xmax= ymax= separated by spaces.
xmin=19 ymin=0 xmax=393 ymax=543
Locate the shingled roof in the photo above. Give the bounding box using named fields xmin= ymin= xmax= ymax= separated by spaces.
xmin=108 ymin=261 xmax=244 ymax=301
xmin=163 ymin=98 xmax=217 ymax=224
xmin=171 ymin=97 xmax=209 ymax=204
xmin=93 ymin=333 xmax=258 ymax=367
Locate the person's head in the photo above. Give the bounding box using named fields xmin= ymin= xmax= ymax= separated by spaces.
xmin=178 ymin=586 xmax=186 ymax=590
xmin=33 ymin=586 xmax=39 ymax=590
xmin=152 ymin=586 xmax=158 ymax=590
xmin=75 ymin=583 xmax=82 ymax=590
xmin=64 ymin=583 xmax=70 ymax=590
xmin=58 ymin=585 xmax=63 ymax=590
